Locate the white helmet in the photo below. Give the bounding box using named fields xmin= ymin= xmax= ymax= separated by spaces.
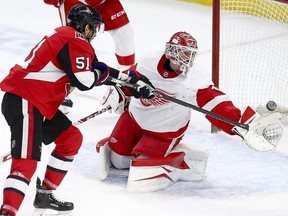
xmin=165 ymin=31 xmax=198 ymax=75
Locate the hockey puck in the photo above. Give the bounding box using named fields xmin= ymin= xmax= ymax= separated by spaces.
xmin=266 ymin=101 xmax=277 ymax=111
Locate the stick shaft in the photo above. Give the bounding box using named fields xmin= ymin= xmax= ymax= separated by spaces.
xmin=1 ymin=106 xmax=111 ymax=164
xmin=108 ymin=76 xmax=249 ymax=130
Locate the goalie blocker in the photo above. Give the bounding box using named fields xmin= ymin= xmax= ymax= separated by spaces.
xmin=96 ymin=138 xmax=209 ymax=192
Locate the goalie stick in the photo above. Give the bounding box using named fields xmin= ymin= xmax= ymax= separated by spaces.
xmin=0 ymin=105 xmax=111 ymax=164
xmin=107 ymin=76 xmax=249 ymax=130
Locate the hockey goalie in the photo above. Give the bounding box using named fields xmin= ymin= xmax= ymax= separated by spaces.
xmin=95 ymin=31 xmax=288 ymax=193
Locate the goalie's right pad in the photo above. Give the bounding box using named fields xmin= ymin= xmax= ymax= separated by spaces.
xmin=96 ymin=137 xmax=112 ymax=181
xmin=96 ymin=137 xmax=131 ymax=180
xmin=101 ymin=86 xmax=130 ymax=114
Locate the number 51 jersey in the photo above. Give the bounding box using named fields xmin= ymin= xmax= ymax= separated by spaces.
xmin=0 ymin=26 xmax=97 ymax=120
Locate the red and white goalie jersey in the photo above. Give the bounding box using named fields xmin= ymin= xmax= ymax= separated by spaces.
xmin=128 ymin=53 xmax=242 ymax=138
xmin=0 ymin=26 xmax=97 ymax=120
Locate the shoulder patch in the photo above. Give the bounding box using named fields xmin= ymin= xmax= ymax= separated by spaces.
xmin=75 ymin=32 xmax=87 ymax=41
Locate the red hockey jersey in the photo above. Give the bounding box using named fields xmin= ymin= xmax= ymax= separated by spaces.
xmin=44 ymin=0 xmax=129 ymax=30
xmin=0 ymin=26 xmax=97 ymax=119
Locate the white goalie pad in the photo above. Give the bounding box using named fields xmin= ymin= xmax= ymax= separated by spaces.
xmin=171 ymin=143 xmax=209 ymax=181
xmin=97 ymin=138 xmax=112 ymax=181
xmin=97 ymin=139 xmax=130 ymax=180
xmin=127 ymin=152 xmax=186 ymax=193
xmin=126 ymin=144 xmax=208 ymax=192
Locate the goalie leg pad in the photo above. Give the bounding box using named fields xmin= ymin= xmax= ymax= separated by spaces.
xmin=171 ymin=144 xmax=209 ymax=181
xmin=97 ymin=137 xmax=131 ymax=180
xmin=96 ymin=137 xmax=112 ymax=181
xmin=127 ymin=152 xmax=188 ymax=193
xmin=110 ymin=151 xmax=133 ymax=170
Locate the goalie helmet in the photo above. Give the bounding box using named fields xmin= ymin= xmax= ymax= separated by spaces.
xmin=165 ymin=31 xmax=198 ymax=75
xmin=67 ymin=4 xmax=103 ymax=39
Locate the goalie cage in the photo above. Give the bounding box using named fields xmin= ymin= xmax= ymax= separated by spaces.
xmin=212 ymin=0 xmax=288 ymax=110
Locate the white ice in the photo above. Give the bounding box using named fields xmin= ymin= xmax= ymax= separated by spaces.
xmin=1 ymin=0 xmax=288 ymax=215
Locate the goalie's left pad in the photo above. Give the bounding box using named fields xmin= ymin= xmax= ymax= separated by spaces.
xmin=233 ymin=106 xmax=288 ymax=152
xmin=101 ymin=86 xmax=130 ymax=114
xmin=126 ymin=152 xmax=186 ymax=193
xmin=171 ymin=144 xmax=209 ymax=181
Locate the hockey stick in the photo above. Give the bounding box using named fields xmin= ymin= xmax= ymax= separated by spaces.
xmin=107 ymin=76 xmax=249 ymax=130
xmin=73 ymin=105 xmax=111 ymax=126
xmin=0 ymin=105 xmax=112 ymax=164
xmin=0 ymin=152 xmax=12 ymax=164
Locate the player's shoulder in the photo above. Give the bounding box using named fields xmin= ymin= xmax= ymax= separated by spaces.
xmin=55 ymin=26 xmax=89 ymax=42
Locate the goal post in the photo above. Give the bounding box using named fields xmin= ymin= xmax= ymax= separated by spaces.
xmin=212 ymin=0 xmax=288 ymax=109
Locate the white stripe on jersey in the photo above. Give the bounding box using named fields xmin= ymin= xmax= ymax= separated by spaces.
xmin=202 ymin=94 xmax=231 ymax=111
xmin=22 ymin=39 xmax=46 ymax=69
xmin=74 ymin=71 xmax=96 ymax=88
xmin=21 ymin=99 xmax=29 ymax=158
xmin=24 ymin=60 xmax=65 ymax=82
xmin=24 ymin=70 xmax=66 ymax=82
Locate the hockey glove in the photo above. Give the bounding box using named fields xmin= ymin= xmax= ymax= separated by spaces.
xmin=128 ymin=71 xmax=155 ymax=99
xmin=232 ymin=106 xmax=283 ymax=152
xmin=92 ymin=62 xmax=110 ymax=85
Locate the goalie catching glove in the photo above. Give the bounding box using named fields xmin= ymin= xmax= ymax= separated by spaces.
xmin=232 ymin=106 xmax=286 ymax=152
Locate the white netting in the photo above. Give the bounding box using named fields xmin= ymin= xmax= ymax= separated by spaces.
xmin=218 ymin=0 xmax=288 ymax=109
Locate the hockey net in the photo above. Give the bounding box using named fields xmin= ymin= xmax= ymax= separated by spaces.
xmin=212 ymin=0 xmax=288 ymax=110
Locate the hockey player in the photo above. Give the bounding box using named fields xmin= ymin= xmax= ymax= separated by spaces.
xmin=44 ymin=0 xmax=136 ymax=113
xmin=97 ymin=31 xmax=286 ymax=192
xmin=0 ymin=4 xmax=153 ymax=216
xmin=44 ymin=0 xmax=135 ymax=69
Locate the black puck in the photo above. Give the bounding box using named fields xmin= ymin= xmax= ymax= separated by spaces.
xmin=266 ymin=101 xmax=277 ymax=111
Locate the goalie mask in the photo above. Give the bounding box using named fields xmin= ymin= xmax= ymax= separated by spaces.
xmin=165 ymin=31 xmax=198 ymax=75
xmin=67 ymin=4 xmax=104 ymax=42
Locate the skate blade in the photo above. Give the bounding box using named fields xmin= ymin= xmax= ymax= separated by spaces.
xmin=32 ymin=208 xmax=73 ymax=216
